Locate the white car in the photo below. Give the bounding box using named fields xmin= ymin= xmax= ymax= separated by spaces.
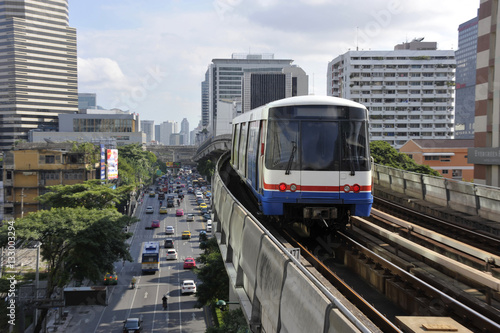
xmin=165 ymin=226 xmax=175 ymax=235
xmin=186 ymin=213 xmax=195 ymax=222
xmin=145 ymin=206 xmax=154 ymax=214
xmin=181 ymin=280 xmax=197 ymax=294
xmin=166 ymin=249 xmax=177 ymax=260
xmin=206 ymin=220 xmax=212 ymax=232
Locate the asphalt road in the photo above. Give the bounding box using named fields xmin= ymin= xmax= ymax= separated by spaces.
xmin=67 ymin=183 xmax=211 ymax=333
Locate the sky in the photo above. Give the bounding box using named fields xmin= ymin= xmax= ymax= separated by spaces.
xmin=69 ymin=0 xmax=480 ymax=130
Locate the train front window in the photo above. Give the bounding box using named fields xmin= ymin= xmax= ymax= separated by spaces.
xmin=301 ymin=121 xmax=339 ymax=171
xmin=265 ymin=120 xmax=300 ymax=170
xmin=341 ymin=121 xmax=370 ymax=172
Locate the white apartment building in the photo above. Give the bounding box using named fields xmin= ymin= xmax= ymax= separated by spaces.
xmin=327 ymin=46 xmax=456 ymax=149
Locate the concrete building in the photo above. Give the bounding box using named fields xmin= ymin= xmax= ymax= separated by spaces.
xmin=159 ymin=121 xmax=178 ymax=145
xmin=141 ymin=120 xmax=155 ymax=143
xmin=204 ymin=53 xmax=306 ymax=137
xmin=455 ymin=16 xmax=478 ymax=139
xmin=0 ymin=0 xmax=78 ymax=151
xmin=3 ymin=142 xmax=99 ymax=220
xmin=327 ymin=40 xmax=456 ymax=149
xmin=180 ymin=118 xmax=189 ymax=145
xmin=468 ymin=0 xmax=500 ymax=187
xmin=400 ymin=139 xmax=475 ymax=182
xmin=31 ymin=109 xmax=145 ymax=146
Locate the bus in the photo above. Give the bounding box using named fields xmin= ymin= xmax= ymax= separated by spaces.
xmin=141 ymin=241 xmax=160 ymax=274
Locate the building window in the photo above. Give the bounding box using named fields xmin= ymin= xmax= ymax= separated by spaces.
xmin=442 ymin=170 xmax=449 ymax=174
xmin=45 ymin=155 xmax=55 ymax=164
xmin=6 ymin=171 xmax=12 ymax=180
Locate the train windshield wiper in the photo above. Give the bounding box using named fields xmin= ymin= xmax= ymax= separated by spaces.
xmin=285 ymin=141 xmax=297 ymax=175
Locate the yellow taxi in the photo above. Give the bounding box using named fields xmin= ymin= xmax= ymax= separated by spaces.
xmin=159 ymin=206 xmax=168 ymax=214
xmin=181 ymin=230 xmax=191 ymax=239
xmin=199 ymin=203 xmax=207 ymax=209
xmin=149 ymin=191 xmax=156 ymax=197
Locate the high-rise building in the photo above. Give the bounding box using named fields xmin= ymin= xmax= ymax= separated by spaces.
xmin=327 ymin=40 xmax=456 ymax=149
xmin=455 ymin=16 xmax=478 ymax=139
xmin=180 ymin=118 xmax=189 ymax=145
xmin=159 ymin=121 xmax=178 ymax=145
xmin=468 ymin=0 xmax=500 ymax=186
xmin=78 ymin=93 xmax=97 ymax=110
xmin=204 ymin=53 xmax=305 ymax=136
xmin=141 ymin=120 xmax=155 ymax=143
xmin=0 ymin=0 xmax=78 ymax=151
xmin=201 ymin=71 xmax=210 ymax=128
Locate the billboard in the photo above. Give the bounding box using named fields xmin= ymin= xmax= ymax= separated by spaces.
xmin=107 ymin=149 xmax=119 ymax=180
xmin=166 ymin=162 xmax=181 ymax=168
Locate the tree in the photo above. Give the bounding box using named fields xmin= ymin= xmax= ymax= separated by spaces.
xmin=0 ymin=207 xmax=133 ymax=333
xmin=194 ymin=237 xmax=229 ymax=308
xmin=117 ymin=144 xmax=157 ymax=187
xmin=197 ymin=159 xmax=215 ymax=181
xmin=370 ymin=140 xmax=441 ymax=176
xmin=37 ymin=179 xmax=133 ymax=210
xmin=206 ymin=308 xmax=249 ymax=333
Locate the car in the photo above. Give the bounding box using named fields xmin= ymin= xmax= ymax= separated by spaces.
xmin=159 ymin=206 xmax=168 ymax=214
xmin=164 ymin=238 xmax=174 ymax=248
xmin=181 ymin=230 xmax=191 ymax=239
xmin=202 ymin=213 xmax=211 ymax=221
xmin=104 ymin=272 xmax=118 ymax=285
xmin=149 ymin=191 xmax=156 ymax=197
xmin=165 ymin=226 xmax=175 ymax=235
xmin=122 ymin=317 xmax=143 ymax=333
xmin=166 ymin=249 xmax=178 ymax=260
xmin=183 ymin=257 xmax=196 ymax=269
xmin=176 ymin=209 xmax=184 ymax=216
xmin=206 ymin=220 xmax=212 ymax=232
xmin=181 ymin=279 xmax=197 ymax=294
xmin=199 ymin=203 xmax=208 ymax=209
xmin=145 ymin=206 xmax=154 ymax=214
xmin=200 ymin=207 xmax=208 ymax=214
xmin=151 ymin=220 xmax=160 ymax=228
xmin=186 ymin=213 xmax=195 ymax=222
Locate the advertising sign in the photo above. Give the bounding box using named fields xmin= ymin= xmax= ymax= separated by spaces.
xmin=107 ymin=149 xmax=119 ymax=180
xmin=100 ymin=145 xmax=106 ymax=180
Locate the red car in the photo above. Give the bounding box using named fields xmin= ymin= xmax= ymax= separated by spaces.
xmin=151 ymin=220 xmax=160 ymax=228
xmin=176 ymin=209 xmax=184 ymax=216
xmin=183 ymin=257 xmax=196 ymax=269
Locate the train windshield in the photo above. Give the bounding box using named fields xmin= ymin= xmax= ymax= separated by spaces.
xmin=265 ymin=109 xmax=370 ymax=172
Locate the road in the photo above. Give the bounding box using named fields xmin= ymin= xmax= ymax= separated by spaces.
xmin=69 ymin=182 xmax=210 ymax=332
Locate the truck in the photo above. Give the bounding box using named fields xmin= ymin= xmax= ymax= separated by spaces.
xmin=166 ymin=194 xmax=175 ymax=207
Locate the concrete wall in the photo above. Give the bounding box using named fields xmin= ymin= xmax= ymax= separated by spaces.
xmin=373 ymin=164 xmax=500 ymax=223
xmin=213 ymin=157 xmax=368 ymax=333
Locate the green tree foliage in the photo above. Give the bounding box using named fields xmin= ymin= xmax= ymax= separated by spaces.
xmin=370 ymin=141 xmax=441 ymax=176
xmin=197 ymin=159 xmax=215 ymax=181
xmin=118 ymin=144 xmax=157 ymax=187
xmin=1 ymin=207 xmax=133 ymax=333
xmin=194 ymin=237 xmax=229 ymax=308
xmin=206 ymin=308 xmax=249 ymax=333
xmin=37 ymin=179 xmax=132 ymax=210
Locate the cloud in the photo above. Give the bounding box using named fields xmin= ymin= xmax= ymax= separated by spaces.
xmin=78 ymin=57 xmax=128 ymax=89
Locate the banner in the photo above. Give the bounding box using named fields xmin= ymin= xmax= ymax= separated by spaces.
xmin=107 ymin=149 xmax=119 ymax=180
xmin=100 ymin=145 xmax=106 ymax=180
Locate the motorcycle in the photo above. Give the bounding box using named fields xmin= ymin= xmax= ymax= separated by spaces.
xmin=131 ymin=278 xmax=136 ymax=289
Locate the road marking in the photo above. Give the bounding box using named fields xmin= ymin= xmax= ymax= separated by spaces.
xmin=144 ymin=291 xmax=148 ymax=298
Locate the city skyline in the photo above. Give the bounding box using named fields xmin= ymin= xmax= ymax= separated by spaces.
xmin=70 ymin=0 xmax=479 ymax=128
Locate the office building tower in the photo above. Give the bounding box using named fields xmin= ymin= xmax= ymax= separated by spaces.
xmin=180 ymin=118 xmax=189 ymax=145
xmin=0 ymin=0 xmax=78 ymax=151
xmin=141 ymin=120 xmax=155 ymax=143
xmin=204 ymin=53 xmax=306 ymax=136
xmin=469 ymin=0 xmax=500 ymax=186
xmin=159 ymin=121 xmax=178 ymax=145
xmin=78 ymin=93 xmax=97 ymax=110
xmin=201 ymin=71 xmax=210 ymax=128
xmin=455 ymin=16 xmax=478 ymax=139
xmin=327 ymin=40 xmax=456 ymax=149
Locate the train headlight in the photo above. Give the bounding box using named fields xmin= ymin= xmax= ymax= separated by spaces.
xmin=343 ymin=185 xmax=351 ymax=192
xmin=279 ymin=183 xmax=287 ymax=192
xmin=290 ymin=184 xmax=297 ymax=192
xmin=352 ymin=184 xmax=361 ymax=193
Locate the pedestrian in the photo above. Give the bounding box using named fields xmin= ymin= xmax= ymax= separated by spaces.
xmin=162 ymin=294 xmax=168 ymax=310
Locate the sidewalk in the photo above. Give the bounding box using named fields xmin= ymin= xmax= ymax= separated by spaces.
xmin=44 ymin=308 xmax=73 ymax=332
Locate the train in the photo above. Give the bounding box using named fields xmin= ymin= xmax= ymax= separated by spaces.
xmin=230 ymin=95 xmax=373 ymax=234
